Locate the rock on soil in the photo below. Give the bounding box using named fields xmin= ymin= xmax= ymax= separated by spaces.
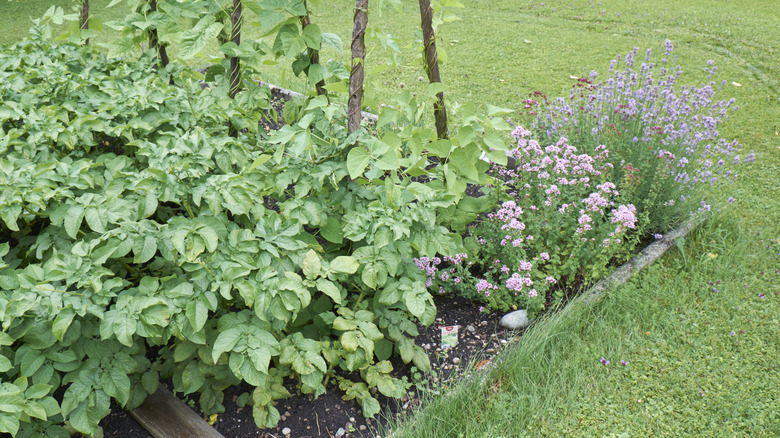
xmin=499 ymin=309 xmax=531 ymax=330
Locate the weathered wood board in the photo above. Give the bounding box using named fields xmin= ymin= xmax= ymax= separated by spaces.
xmin=129 ymin=386 xmax=225 ymax=438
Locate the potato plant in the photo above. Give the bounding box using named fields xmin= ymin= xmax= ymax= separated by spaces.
xmin=0 ymin=25 xmax=509 ymax=436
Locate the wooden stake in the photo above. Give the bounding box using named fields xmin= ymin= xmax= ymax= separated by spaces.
xmin=148 ymin=0 xmax=170 ymax=68
xmin=348 ymin=0 xmax=368 ymax=133
xmin=80 ymin=0 xmax=89 ymax=45
xmin=228 ymin=0 xmax=242 ymax=100
xmin=300 ymin=1 xmax=327 ymax=97
xmin=418 ymin=0 xmax=448 ymax=139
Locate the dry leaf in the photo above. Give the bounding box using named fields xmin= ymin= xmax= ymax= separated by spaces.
xmin=476 ymin=359 xmax=491 ymax=370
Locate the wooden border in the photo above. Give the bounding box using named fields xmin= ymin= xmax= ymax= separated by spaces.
xmin=583 ymin=214 xmax=706 ymax=304
xmin=129 ymin=386 xmax=225 ymax=438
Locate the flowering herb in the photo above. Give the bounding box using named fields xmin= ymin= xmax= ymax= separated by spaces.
xmin=525 ymin=42 xmax=753 ymax=232
xmin=416 ymin=129 xmax=637 ymax=313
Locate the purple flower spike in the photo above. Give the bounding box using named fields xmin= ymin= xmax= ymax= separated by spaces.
xmin=758 ymin=293 xmax=765 ymax=298
xmin=600 ymin=357 xmax=610 ymax=366
xmin=730 ymin=331 xmax=736 ymax=336
xmin=620 ymin=360 xmax=627 ymax=366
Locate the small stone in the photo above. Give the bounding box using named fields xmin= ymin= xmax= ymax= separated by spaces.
xmin=499 ymin=309 xmax=531 ymax=330
xmin=486 ymin=348 xmax=495 ymax=354
xmin=282 ymin=427 xmax=291 ymax=436
xmin=466 ymin=325 xmax=476 ymax=333
xmin=350 ymin=417 xmax=355 ymax=422
xmin=359 ymin=425 xmax=367 ymax=431
xmin=336 ymin=427 xmax=346 ymax=437
xmin=424 ymin=343 xmax=431 ymax=350
xmin=452 ymin=357 xmax=461 ymax=364
xmin=479 ymin=320 xmax=488 ymax=326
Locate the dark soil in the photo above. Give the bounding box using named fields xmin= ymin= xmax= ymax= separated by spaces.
xmin=99 ymin=294 xmax=522 ymax=438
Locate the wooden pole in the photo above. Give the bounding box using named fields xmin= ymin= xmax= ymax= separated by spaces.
xmin=300 ymin=0 xmax=327 ymax=97
xmin=418 ymin=0 xmax=448 ymax=139
xmin=80 ymin=0 xmax=89 ymax=45
xmin=147 ymin=0 xmax=170 ymax=68
xmin=226 ymin=0 xmax=242 ymax=137
xmin=228 ymin=0 xmax=242 ymax=100
xmin=348 ymin=0 xmax=368 ymax=133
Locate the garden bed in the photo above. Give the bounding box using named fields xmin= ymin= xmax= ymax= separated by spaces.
xmin=97 ymin=212 xmax=705 ymax=438
xmin=0 ymin=32 xmax=748 ymax=438
xmin=100 ymin=292 xmax=518 ymax=438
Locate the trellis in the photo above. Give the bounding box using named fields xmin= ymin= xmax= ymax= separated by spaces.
xmin=73 ymin=0 xmax=449 ymax=136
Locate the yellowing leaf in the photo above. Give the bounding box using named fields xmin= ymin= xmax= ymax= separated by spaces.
xmin=302 ymin=249 xmax=321 ymax=280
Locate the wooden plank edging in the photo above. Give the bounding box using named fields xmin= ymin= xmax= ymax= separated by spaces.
xmin=129 ymin=386 xmax=225 ymax=438
xmin=583 ymin=214 xmax=707 ymax=304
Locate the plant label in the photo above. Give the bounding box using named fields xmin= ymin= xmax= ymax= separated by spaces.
xmin=440 ymin=325 xmax=458 ymax=349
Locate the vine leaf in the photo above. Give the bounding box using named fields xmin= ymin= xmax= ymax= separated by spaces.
xmin=346 ymin=146 xmax=370 ymax=179
xmin=180 ymin=16 xmax=224 ymax=59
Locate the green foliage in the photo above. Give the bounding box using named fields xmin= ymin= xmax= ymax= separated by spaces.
xmin=99 ymin=0 xmax=347 ymax=97
xmin=0 ymin=26 xmax=505 ymax=435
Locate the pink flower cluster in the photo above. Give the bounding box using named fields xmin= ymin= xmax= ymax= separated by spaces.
xmin=611 ymin=204 xmax=638 ymax=233
xmin=506 ymin=273 xmax=534 ymax=292
xmin=414 ymin=256 xmax=441 ymax=277
xmin=499 ymin=127 xmax=637 ymax=245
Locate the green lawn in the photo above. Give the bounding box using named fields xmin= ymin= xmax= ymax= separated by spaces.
xmin=3 ymin=0 xmax=779 ymax=436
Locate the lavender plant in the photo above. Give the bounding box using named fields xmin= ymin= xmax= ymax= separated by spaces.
xmin=417 ymin=128 xmax=638 ymax=314
xmin=528 ymin=42 xmax=754 ymax=232
xmin=414 ymin=43 xmax=754 ymax=317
